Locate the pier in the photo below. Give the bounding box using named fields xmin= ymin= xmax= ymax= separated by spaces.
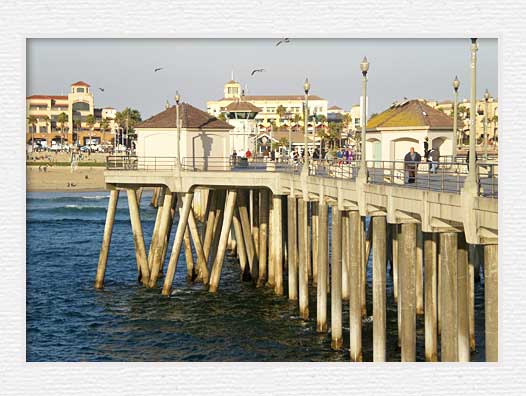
xmin=95 ymin=156 xmax=498 ymax=362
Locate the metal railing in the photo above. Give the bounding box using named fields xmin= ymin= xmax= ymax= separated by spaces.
xmin=106 ymin=155 xmax=180 ymax=171
xmin=106 ymin=155 xmax=497 ymax=198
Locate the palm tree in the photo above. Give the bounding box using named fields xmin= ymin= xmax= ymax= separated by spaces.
xmin=328 ymin=122 xmax=340 ymax=149
xmin=276 ymin=105 xmax=287 ymax=125
xmin=116 ymin=107 xmax=142 ymax=148
xmin=100 ymin=118 xmax=110 ymax=145
xmin=57 ymin=112 xmax=67 ymax=147
xmin=27 ymin=115 xmax=37 ymax=149
xmin=86 ymin=114 xmax=96 ymax=148
xmin=293 ymin=113 xmax=301 ymax=125
xmin=342 ymin=113 xmax=352 ymax=132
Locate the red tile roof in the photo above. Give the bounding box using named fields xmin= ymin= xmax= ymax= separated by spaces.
xmin=71 ymin=81 xmax=90 ymax=87
xmin=328 ymin=105 xmax=343 ymax=110
xmin=136 ymin=103 xmax=234 ymax=130
xmin=27 ymin=95 xmax=68 ymax=100
xmin=216 ymin=94 xmax=325 ymax=101
xmin=224 ymin=100 xmax=262 ymax=112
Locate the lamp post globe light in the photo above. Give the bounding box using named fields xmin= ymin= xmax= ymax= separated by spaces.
xmin=358 ymin=56 xmax=369 ymax=179
xmin=484 ymin=88 xmax=490 ymax=160
xmin=302 ymin=77 xmax=310 ymax=175
xmin=175 ymin=91 xmax=181 ymax=167
xmin=452 ymin=76 xmax=460 ymax=161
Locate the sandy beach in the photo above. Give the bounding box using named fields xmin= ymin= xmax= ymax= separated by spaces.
xmin=27 ymin=166 xmax=107 ymax=192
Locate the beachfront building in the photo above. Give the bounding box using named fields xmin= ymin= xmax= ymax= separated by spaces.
xmin=206 ymin=79 xmax=328 ymax=128
xmin=429 ymin=97 xmax=498 ymax=146
xmin=365 ymin=99 xmax=454 ymax=161
xmin=135 ymin=102 xmax=233 ymax=169
xmin=26 ymin=81 xmax=117 ymax=148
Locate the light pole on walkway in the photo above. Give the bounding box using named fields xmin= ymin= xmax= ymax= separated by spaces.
xmin=452 ymin=76 xmax=460 ymax=162
xmin=466 ymin=38 xmax=478 ymax=187
xmin=484 ymin=89 xmax=490 ymax=160
xmin=175 ymin=91 xmax=181 ymax=167
xmin=358 ymin=56 xmax=369 ymax=180
xmin=302 ymin=78 xmax=310 ymax=175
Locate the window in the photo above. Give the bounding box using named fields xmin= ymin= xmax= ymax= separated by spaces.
xmin=72 ymin=101 xmax=90 ymax=112
xmin=39 ymin=126 xmax=47 ymax=133
xmin=354 ymin=118 xmax=361 ymax=127
xmin=76 ymin=87 xmax=85 ymax=93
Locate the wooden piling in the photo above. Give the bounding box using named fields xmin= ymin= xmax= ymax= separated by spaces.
xmin=161 ymin=192 xmax=194 ymax=296
xmin=257 ymin=189 xmax=269 ymax=287
xmin=330 ymin=207 xmax=343 ymax=349
xmin=232 ymin=208 xmax=248 ymax=278
xmin=202 ymin=190 xmax=218 ymax=261
xmin=209 ymin=190 xmax=239 ymax=293
xmin=399 ymin=223 xmax=416 ymax=362
xmin=312 ymin=202 xmax=319 ymax=287
xmin=148 ymin=187 xmax=165 ymax=270
xmin=484 ymin=244 xmax=498 ymax=362
xmin=342 ymin=211 xmax=350 ymax=301
xmin=188 ymin=208 xmax=209 ymax=284
xmin=268 ymin=197 xmax=275 ymax=288
xmin=127 ymin=188 xmax=150 ymax=286
xmin=273 ymin=195 xmax=284 ymax=295
xmin=416 ymin=224 xmax=424 ymax=315
xmin=316 ymin=202 xmax=328 ymax=332
xmin=307 ymin=202 xmax=312 ymax=281
xmin=440 ymin=232 xmax=458 ymax=361
xmin=183 ymin=226 xmax=194 ymax=281
xmin=424 ymin=232 xmax=438 ymax=362
xmin=148 ymin=190 xmax=174 ymax=287
xmin=252 ymin=190 xmax=260 ymax=259
xmin=468 ymin=244 xmax=477 ymax=351
xmin=372 ymin=216 xmax=387 ymax=361
xmin=360 ymin=217 xmax=367 ymax=317
xmin=239 ymin=191 xmax=259 ymax=281
xmin=393 ymin=224 xmax=399 ymax=303
xmin=298 ymin=199 xmax=309 ymax=319
xmin=349 ymin=211 xmax=362 ymax=361
xmin=457 ymin=232 xmax=470 ymax=362
xmin=94 ymin=189 xmax=119 ymax=289
xmin=287 ymin=196 xmax=298 ymax=300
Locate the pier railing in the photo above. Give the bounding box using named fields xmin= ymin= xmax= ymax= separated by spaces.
xmin=106 ymin=155 xmax=497 ymax=198
xmin=106 ymin=155 xmax=180 ymax=171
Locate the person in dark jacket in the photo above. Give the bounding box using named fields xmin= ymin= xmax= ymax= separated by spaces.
xmin=404 ymin=147 xmax=422 ymax=184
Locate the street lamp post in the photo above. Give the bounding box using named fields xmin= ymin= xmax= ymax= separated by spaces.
xmin=302 ymin=78 xmax=310 ymax=175
xmin=466 ymin=38 xmax=478 ymax=188
xmin=452 ymin=76 xmax=460 ymax=162
xmin=358 ymin=56 xmax=369 ymax=179
xmin=175 ymin=91 xmax=181 ymax=166
xmin=484 ymin=89 xmax=490 ymax=160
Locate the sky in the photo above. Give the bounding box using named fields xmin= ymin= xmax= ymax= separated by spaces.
xmin=27 ymin=38 xmax=498 ymax=119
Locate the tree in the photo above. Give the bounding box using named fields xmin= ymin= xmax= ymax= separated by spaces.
xmin=57 ymin=112 xmax=68 ymax=147
xmin=328 ymin=122 xmax=341 ymax=149
xmin=86 ymin=114 xmax=96 ymax=148
xmin=276 ymin=105 xmax=287 ymax=124
xmin=27 ymin=115 xmax=37 ymax=148
xmin=293 ymin=113 xmax=301 ymax=124
xmin=115 ymin=107 xmax=142 ymax=148
xmin=317 ymin=114 xmax=327 ymax=124
xmin=342 ymin=113 xmax=352 ymax=131
xmin=100 ymin=118 xmax=110 ymax=145
xmin=278 ymin=137 xmax=288 ymax=150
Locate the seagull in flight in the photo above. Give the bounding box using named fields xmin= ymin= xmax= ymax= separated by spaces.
xmin=98 ymin=88 xmax=105 ymax=92
xmin=275 ymin=38 xmax=290 ymax=46
xmin=154 ymin=67 xmax=163 ymax=72
xmin=251 ymin=68 xmax=265 ymax=76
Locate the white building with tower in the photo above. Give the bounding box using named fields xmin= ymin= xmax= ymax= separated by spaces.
xmin=223 ymin=99 xmax=261 ymax=155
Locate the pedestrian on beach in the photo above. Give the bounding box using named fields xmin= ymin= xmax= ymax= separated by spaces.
xmin=404 ymin=146 xmax=422 ymax=184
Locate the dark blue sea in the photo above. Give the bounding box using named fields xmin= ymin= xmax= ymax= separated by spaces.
xmin=26 ymin=191 xmax=486 ymax=361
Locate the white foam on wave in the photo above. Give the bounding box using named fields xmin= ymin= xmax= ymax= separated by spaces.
xmin=81 ymin=195 xmax=110 ymax=200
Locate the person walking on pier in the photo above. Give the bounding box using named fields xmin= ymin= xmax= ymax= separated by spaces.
xmin=404 ymin=147 xmax=421 ymax=184
xmin=231 ymin=150 xmax=238 ymax=166
xmin=428 ymin=147 xmax=440 ymax=174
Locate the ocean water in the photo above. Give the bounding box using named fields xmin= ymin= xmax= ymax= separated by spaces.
xmin=26 ymin=191 xmax=486 ymax=361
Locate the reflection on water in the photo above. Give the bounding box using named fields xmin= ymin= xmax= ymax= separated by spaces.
xmin=26 ymin=191 xmax=486 ymax=361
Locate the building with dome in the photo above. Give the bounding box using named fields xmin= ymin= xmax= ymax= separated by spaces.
xmin=206 ymin=78 xmax=328 ymax=128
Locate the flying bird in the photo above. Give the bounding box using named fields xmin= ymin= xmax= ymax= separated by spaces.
xmin=98 ymin=88 xmax=105 ymax=92
xmin=275 ymin=38 xmax=290 ymax=46
xmin=154 ymin=67 xmax=163 ymax=72
xmin=251 ymin=68 xmax=265 ymax=76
